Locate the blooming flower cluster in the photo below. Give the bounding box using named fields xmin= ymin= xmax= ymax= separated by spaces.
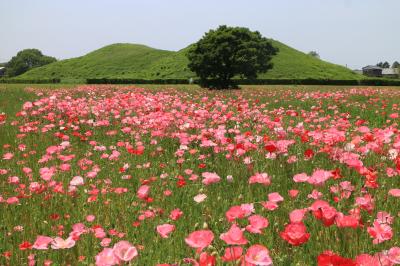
xmin=1 ymin=85 xmax=400 ymax=265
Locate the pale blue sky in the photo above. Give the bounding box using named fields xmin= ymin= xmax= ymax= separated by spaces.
xmin=0 ymin=0 xmax=398 ymax=69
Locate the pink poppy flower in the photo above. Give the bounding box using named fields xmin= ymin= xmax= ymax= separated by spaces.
xmin=59 ymin=163 xmax=71 ymax=171
xmin=293 ymin=173 xmax=309 ymax=183
xmin=240 ymin=204 xmax=255 ymax=214
xmin=71 ymin=223 xmax=86 ymax=238
xmin=220 ymin=223 xmax=248 ymax=245
xmin=8 ymin=176 xmax=19 ymax=184
xmin=261 ymin=201 xmax=279 ymax=211
xmin=199 ymin=252 xmax=216 ymax=265
xmin=289 ymin=209 xmax=307 ymax=223
xmin=95 ymin=248 xmax=120 ymax=266
xmin=185 ymin=230 xmax=214 ymax=251
xmin=374 ymin=251 xmax=396 ymax=266
xmin=307 ymin=169 xmax=333 ymax=186
xmin=201 ymin=172 xmax=221 ymax=185
xmin=156 ymin=224 xmax=175 ymax=238
xmin=2 ymin=152 xmax=14 ymax=160
xmin=113 ymin=241 xmax=138 ymax=262
xmin=248 ymin=173 xmax=271 ymax=186
xmin=388 ymin=247 xmax=400 ymax=264
xmin=32 ymin=236 xmax=53 ymax=250
xmin=288 ymin=189 xmax=299 ymax=198
xmin=51 ymin=237 xmax=76 ymax=249
xmin=388 ymin=189 xmax=400 ymax=197
xmin=310 ymin=201 xmax=337 ymax=227
xmin=335 ymin=213 xmax=360 ymax=228
xmin=6 ymin=197 xmax=19 ymax=205
xmin=268 ymin=192 xmax=284 ymax=203
xmin=376 ymin=211 xmax=393 ymax=225
xmin=22 ymin=167 xmax=32 ymax=175
xmin=94 ymin=227 xmax=106 ymax=239
xmin=307 ymin=189 xmax=323 ymax=200
xmin=70 ymin=176 xmax=84 ymax=186
xmin=226 ymin=205 xmax=251 ymax=222
xmin=100 ymin=238 xmax=112 ymax=247
xmin=137 ymin=185 xmax=150 ymax=199
xmin=280 ymin=222 xmax=310 ymax=246
xmin=28 ymin=254 xmax=35 ymax=266
xmin=222 ymin=246 xmax=243 ymax=262
xmin=355 ymin=194 xmax=375 ymax=213
xmin=244 ymin=244 xmax=273 ymax=266
xmin=367 ymin=221 xmax=393 ymax=244
xmin=355 ymin=254 xmax=380 ymax=266
xmin=86 ymin=215 xmax=96 ymax=222
xmin=193 ymin=193 xmax=207 ymax=203
xmin=39 ymin=167 xmax=56 ymax=181
xmin=169 ymin=209 xmax=183 ymax=221
xmin=246 ymin=215 xmax=269 ymax=234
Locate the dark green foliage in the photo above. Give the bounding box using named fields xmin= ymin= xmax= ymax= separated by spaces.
xmin=392 ymin=61 xmax=400 ymax=69
xmin=187 ymin=25 xmax=278 ymax=89
xmin=86 ymin=78 xmax=400 ymax=86
xmin=5 ymin=49 xmax=57 ymax=77
xmin=376 ymin=61 xmax=390 ymax=68
xmin=86 ymin=78 xmax=192 ymax=84
xmin=0 ymin=78 xmax=60 ymax=84
xmin=308 ymin=51 xmax=320 ymax=59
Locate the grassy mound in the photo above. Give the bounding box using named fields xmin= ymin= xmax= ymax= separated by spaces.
xmin=18 ymin=40 xmax=361 ymax=81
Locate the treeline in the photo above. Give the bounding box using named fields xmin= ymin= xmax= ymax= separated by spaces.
xmin=1 ymin=49 xmax=57 ymax=77
xmin=87 ymin=78 xmax=400 ymax=86
xmin=0 ymin=78 xmax=61 ymax=84
xmin=2 ymin=78 xmax=400 ymax=86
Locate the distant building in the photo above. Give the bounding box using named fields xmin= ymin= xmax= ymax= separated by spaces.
xmin=382 ymin=68 xmax=399 ymax=78
xmin=362 ymin=65 xmax=383 ymax=77
xmin=0 ymin=67 xmax=5 ymax=77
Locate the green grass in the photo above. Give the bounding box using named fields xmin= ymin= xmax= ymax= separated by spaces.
xmin=18 ymin=40 xmax=361 ymax=82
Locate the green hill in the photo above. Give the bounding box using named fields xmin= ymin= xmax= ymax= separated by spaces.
xmin=18 ymin=40 xmax=361 ymax=81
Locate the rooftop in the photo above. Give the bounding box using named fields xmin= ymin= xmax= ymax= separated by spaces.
xmin=362 ymin=65 xmax=383 ymax=70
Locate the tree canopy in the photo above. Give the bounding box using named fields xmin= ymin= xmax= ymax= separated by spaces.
xmin=6 ymin=49 xmax=57 ymax=77
xmin=187 ymin=25 xmax=278 ymax=89
xmin=376 ymin=61 xmax=390 ymax=68
xmin=308 ymin=51 xmax=320 ymax=59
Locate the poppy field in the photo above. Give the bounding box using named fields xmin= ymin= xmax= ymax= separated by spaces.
xmin=1 ymin=84 xmax=400 ymax=265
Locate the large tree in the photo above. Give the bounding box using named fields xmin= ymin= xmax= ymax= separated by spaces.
xmin=6 ymin=49 xmax=56 ymax=77
xmin=187 ymin=25 xmax=278 ymax=89
xmin=392 ymin=61 xmax=400 ymax=69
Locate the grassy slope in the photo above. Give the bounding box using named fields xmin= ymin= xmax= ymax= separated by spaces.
xmin=259 ymin=40 xmax=360 ymax=79
xmin=19 ymin=40 xmax=361 ymax=81
xmin=18 ymin=44 xmax=174 ymax=80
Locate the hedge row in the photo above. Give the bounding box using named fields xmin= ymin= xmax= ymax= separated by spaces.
xmin=1 ymin=78 xmax=399 ymax=86
xmin=86 ymin=78 xmax=193 ymax=84
xmin=86 ymin=78 xmax=400 ymax=86
xmin=0 ymin=78 xmax=61 ymax=84
xmin=238 ymin=78 xmax=400 ymax=86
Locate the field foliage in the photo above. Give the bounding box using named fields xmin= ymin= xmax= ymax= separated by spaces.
xmin=1 ymin=85 xmax=400 ymax=265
